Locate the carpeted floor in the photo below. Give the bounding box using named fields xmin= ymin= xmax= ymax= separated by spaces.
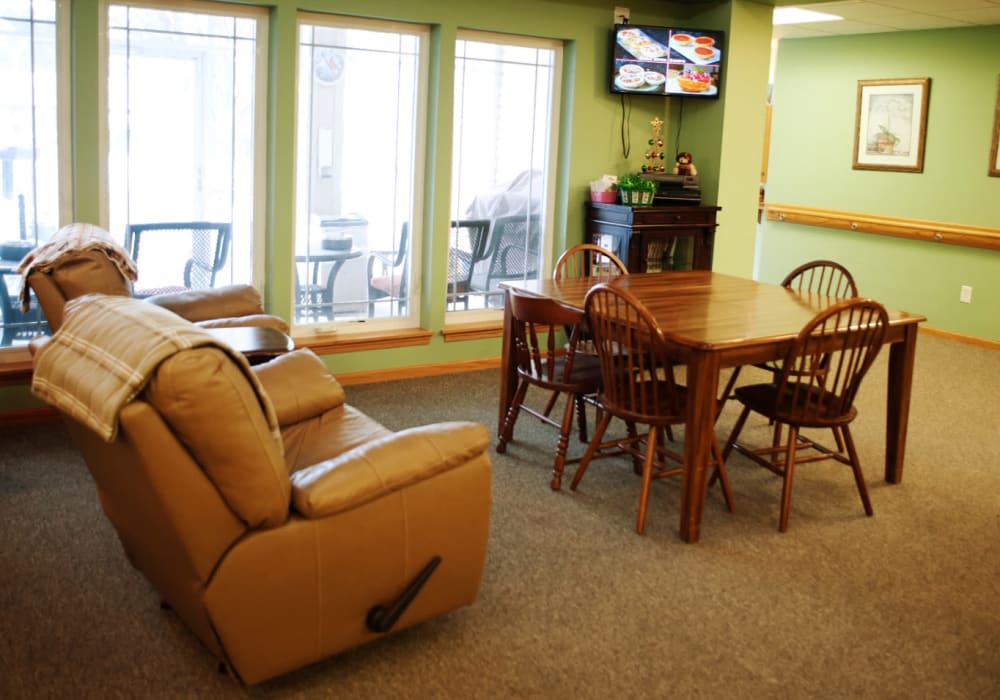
xmin=1 ymin=332 xmax=998 ymax=698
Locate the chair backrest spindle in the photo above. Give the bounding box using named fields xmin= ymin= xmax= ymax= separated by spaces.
xmin=553 ymin=243 xmax=628 ymax=282
xmin=775 ymin=298 xmax=888 ymax=423
xmin=584 ymin=283 xmax=682 ymax=424
xmin=781 ymin=259 xmax=858 ymax=299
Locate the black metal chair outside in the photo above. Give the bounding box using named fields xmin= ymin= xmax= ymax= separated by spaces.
xmin=446 ymin=219 xmax=491 ymax=310
xmin=367 ymin=222 xmax=409 ymax=317
xmin=1 ymin=267 xmax=49 ymax=345
xmin=125 ymin=221 xmax=232 ymax=297
xmin=471 ymin=214 xmax=542 ymax=307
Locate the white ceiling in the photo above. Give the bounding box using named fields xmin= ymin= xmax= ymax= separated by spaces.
xmin=773 ymin=0 xmax=1000 ymax=38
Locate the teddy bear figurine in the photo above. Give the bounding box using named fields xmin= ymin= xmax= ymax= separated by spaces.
xmin=673 ymin=151 xmax=698 ymax=177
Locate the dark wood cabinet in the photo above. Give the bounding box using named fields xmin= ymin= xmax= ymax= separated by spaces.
xmin=585 ymin=203 xmax=719 ymax=272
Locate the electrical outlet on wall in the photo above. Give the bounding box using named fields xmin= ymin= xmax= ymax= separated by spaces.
xmin=960 ymin=285 xmax=973 ymax=303
xmin=614 ymin=6 xmax=629 ymax=23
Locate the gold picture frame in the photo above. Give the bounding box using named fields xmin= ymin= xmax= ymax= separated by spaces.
xmin=852 ymin=78 xmax=930 ymax=173
xmin=990 ymin=74 xmax=1000 ymax=177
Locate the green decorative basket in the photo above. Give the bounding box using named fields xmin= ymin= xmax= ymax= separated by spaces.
xmin=619 ymin=189 xmax=655 ymax=206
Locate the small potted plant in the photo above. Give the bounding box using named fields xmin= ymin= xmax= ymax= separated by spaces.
xmin=617 ymin=173 xmax=657 ymax=206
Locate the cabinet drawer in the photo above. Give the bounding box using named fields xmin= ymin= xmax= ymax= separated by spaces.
xmin=630 ymin=209 xmax=716 ymax=226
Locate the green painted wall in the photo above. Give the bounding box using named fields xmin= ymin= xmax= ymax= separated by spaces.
xmin=65 ymin=0 xmax=770 ymax=368
xmin=761 ymin=25 xmax=1000 ymax=341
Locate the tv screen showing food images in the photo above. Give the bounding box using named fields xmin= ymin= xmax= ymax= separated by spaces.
xmin=610 ymin=24 xmax=724 ymax=98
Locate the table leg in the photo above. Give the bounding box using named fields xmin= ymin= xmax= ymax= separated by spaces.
xmin=498 ymin=288 xmax=517 ymax=437
xmin=680 ymin=351 xmax=721 ymax=544
xmin=884 ymin=323 xmax=919 ymax=483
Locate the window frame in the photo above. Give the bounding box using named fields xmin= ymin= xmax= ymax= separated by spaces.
xmin=97 ymin=0 xmax=270 ymax=285
xmin=0 ymin=0 xmax=73 ymax=356
xmin=444 ymin=29 xmax=562 ymax=325
xmin=292 ymin=11 xmax=431 ymax=335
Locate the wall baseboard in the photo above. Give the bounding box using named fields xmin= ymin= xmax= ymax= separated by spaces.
xmin=0 ymin=405 xmax=59 ymax=427
xmin=920 ymin=325 xmax=1000 ymax=350
xmin=334 ymin=356 xmax=501 ymax=386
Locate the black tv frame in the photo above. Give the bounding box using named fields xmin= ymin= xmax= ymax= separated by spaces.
xmin=610 ymin=23 xmax=724 ymax=99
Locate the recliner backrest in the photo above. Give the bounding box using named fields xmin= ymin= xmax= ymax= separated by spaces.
xmin=145 ymin=346 xmax=291 ymax=529
xmin=27 ymin=249 xmax=132 ymax=330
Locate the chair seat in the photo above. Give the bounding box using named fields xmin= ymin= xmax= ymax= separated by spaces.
xmin=520 ymin=352 xmax=601 ymax=391
xmin=369 ymin=273 xmax=402 ymax=297
xmin=734 ymin=382 xmax=858 ymax=428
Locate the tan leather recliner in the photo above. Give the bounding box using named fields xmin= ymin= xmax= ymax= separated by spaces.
xmin=26 ymin=247 xmax=290 ymax=334
xmin=29 ymin=297 xmax=491 ymax=685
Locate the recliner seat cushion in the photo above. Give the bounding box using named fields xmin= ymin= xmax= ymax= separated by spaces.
xmin=289 ymin=421 xmax=490 ymax=517
xmin=146 ymin=346 xmax=290 ymax=529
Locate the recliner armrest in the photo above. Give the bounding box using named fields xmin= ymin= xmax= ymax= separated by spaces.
xmin=252 ymin=348 xmax=345 ymax=426
xmin=145 ymin=284 xmax=284 ymax=327
xmin=195 ymin=314 xmax=290 ymax=334
xmin=289 ymin=421 xmax=490 ymax=518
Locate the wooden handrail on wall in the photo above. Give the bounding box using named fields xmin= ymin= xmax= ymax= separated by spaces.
xmin=765 ymin=203 xmax=1000 ymax=253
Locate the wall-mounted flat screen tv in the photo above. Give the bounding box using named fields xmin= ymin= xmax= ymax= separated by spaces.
xmin=610 ymin=24 xmax=724 ymax=98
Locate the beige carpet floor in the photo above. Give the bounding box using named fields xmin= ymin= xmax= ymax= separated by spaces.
xmin=1 ymin=332 xmax=998 ymax=698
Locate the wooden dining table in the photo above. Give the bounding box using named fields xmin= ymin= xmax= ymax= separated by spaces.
xmin=499 ymin=271 xmax=926 ymax=543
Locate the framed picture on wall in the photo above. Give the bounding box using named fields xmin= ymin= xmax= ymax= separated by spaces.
xmin=990 ymin=74 xmax=1000 ymax=177
xmin=852 ymin=78 xmax=930 ymax=173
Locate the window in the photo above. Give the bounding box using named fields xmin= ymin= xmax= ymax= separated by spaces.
xmin=448 ymin=33 xmax=560 ymax=314
xmin=294 ymin=14 xmax=428 ymax=329
xmin=0 ymin=0 xmax=69 ymax=348
xmin=105 ymin=1 xmax=267 ymax=292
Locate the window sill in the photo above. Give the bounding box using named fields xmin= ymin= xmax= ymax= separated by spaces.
xmin=291 ymin=326 xmax=433 ymax=355
xmin=0 ymin=347 xmax=35 ymax=387
xmin=441 ymin=320 xmax=504 ymax=342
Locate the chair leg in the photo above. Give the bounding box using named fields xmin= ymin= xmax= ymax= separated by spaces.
xmin=722 ymin=404 xmax=753 ymax=461
xmin=541 ymin=391 xmax=559 ymax=418
xmin=626 ymin=421 xmax=642 ymax=474
xmin=840 ymin=425 xmax=873 ymax=517
xmin=550 ymin=394 xmax=578 ymax=491
xmin=575 ymin=394 xmax=589 ymax=443
xmin=710 ymin=438 xmax=735 ymax=513
xmin=778 ymin=425 xmax=799 ymax=533
xmin=771 ymin=422 xmax=784 ymax=466
xmin=496 ymin=380 xmax=530 ymax=454
xmin=832 ymin=425 xmax=846 ymax=452
xmin=635 ymin=427 xmax=659 ymax=534
xmin=569 ymin=412 xmax=611 ymax=491
xmin=717 ymin=366 xmax=743 ymax=419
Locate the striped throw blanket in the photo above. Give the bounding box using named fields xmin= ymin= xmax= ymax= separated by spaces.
xmin=31 ymin=294 xmax=280 ymax=444
xmin=17 ymin=222 xmax=138 ymax=312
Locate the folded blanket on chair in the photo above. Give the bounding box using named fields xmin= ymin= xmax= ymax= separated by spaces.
xmin=16 ymin=222 xmax=138 ymax=312
xmin=31 ymin=293 xmax=280 ymax=443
